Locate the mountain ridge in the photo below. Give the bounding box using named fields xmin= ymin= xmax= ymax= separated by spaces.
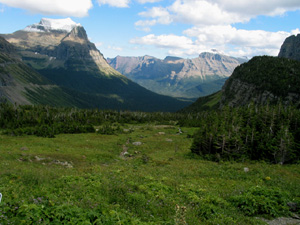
xmin=108 ymin=52 xmax=246 ymax=98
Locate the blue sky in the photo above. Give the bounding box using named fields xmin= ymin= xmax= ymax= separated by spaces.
xmin=0 ymin=0 xmax=299 ymax=59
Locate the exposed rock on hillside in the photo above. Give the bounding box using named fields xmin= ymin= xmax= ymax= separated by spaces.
xmin=278 ymin=34 xmax=300 ymax=61
xmin=220 ymin=56 xmax=300 ymax=107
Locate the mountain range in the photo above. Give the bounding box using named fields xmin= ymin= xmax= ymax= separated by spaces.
xmin=0 ymin=18 xmax=190 ymax=112
xmin=1 ymin=18 xmax=299 ymax=113
xmin=181 ymin=34 xmax=300 ymax=112
xmin=108 ymin=52 xmax=247 ymax=98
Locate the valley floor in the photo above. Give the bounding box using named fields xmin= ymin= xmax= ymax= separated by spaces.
xmin=0 ymin=124 xmax=299 ymax=224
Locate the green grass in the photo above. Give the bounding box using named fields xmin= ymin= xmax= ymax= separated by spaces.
xmin=0 ymin=124 xmax=299 ymax=224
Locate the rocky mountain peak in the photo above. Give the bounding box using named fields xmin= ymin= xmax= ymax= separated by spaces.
xmin=63 ymin=26 xmax=88 ymax=41
xmin=278 ymin=33 xmax=300 ymax=61
xmin=199 ymin=52 xmax=224 ymax=61
xmin=23 ymin=18 xmax=81 ymax=33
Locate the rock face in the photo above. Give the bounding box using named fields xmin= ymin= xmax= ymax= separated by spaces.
xmin=220 ymin=56 xmax=300 ymax=108
xmin=108 ymin=52 xmax=246 ymax=98
xmin=0 ymin=18 xmax=189 ymax=111
xmin=278 ymin=34 xmax=300 ymax=61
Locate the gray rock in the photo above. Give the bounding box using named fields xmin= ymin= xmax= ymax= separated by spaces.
xmin=279 ymin=34 xmax=300 ymax=61
xmin=133 ymin=142 xmax=142 ymax=146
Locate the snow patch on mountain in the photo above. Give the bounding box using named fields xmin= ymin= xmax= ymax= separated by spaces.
xmin=23 ymin=18 xmax=81 ymax=33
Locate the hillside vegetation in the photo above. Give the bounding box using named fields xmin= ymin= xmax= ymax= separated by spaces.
xmin=0 ymin=103 xmax=299 ymax=224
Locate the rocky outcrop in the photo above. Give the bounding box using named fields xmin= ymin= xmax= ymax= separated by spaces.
xmin=219 ymin=56 xmax=300 ymax=108
xmin=278 ymin=34 xmax=300 ymax=61
xmin=220 ymin=78 xmax=280 ymax=107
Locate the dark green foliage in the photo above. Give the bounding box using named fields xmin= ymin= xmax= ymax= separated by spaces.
xmin=190 ymin=104 xmax=300 ymax=164
xmin=179 ymin=91 xmax=222 ymax=113
xmin=97 ymin=123 xmax=121 ymax=135
xmin=230 ymin=186 xmax=290 ymax=217
xmin=0 ymin=103 xmax=97 ymax=137
xmin=0 ymin=102 xmax=187 ymax=137
xmin=223 ymin=56 xmax=300 ymax=106
xmin=231 ymin=56 xmax=300 ymax=97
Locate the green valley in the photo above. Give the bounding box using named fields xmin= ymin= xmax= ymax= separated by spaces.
xmin=0 ymin=103 xmax=299 ymax=224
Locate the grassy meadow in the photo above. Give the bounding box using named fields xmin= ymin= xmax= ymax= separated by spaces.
xmin=0 ymin=123 xmax=299 ymax=224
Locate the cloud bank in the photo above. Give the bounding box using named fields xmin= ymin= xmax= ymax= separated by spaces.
xmin=97 ymin=0 xmax=130 ymax=8
xmin=134 ymin=0 xmax=300 ymax=57
xmin=0 ymin=0 xmax=93 ymax=17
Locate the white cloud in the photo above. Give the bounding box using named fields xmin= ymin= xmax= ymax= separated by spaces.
xmin=108 ymin=45 xmax=123 ymax=51
xmin=131 ymin=27 xmax=295 ymax=58
xmin=133 ymin=0 xmax=300 ymax=58
xmin=135 ymin=20 xmax=157 ymax=27
xmin=137 ymin=0 xmax=300 ymax=27
xmin=130 ymin=34 xmax=194 ymax=50
xmin=0 ymin=0 xmax=92 ymax=17
xmin=169 ymin=0 xmax=242 ymax=26
xmin=135 ymin=6 xmax=172 ymax=31
xmin=212 ymin=0 xmax=300 ymax=17
xmin=97 ymin=0 xmax=130 ymax=8
xmin=185 ymin=25 xmax=290 ymax=49
xmin=95 ymin=42 xmax=103 ymax=48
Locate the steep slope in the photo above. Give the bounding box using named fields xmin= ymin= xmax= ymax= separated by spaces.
xmin=1 ymin=18 xmax=189 ymax=112
xmin=108 ymin=52 xmax=246 ymax=98
xmin=0 ymin=36 xmax=83 ymax=106
xmin=219 ymin=56 xmax=300 ymax=107
xmin=278 ymin=34 xmax=300 ymax=61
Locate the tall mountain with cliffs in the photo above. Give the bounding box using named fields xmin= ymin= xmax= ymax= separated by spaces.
xmin=108 ymin=52 xmax=246 ymax=98
xmin=1 ymin=18 xmax=190 ymax=111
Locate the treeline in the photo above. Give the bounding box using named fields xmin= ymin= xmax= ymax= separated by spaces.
xmin=0 ymin=102 xmax=186 ymax=137
xmin=1 ymin=102 xmax=300 ymax=163
xmin=190 ymin=103 xmax=300 ymax=164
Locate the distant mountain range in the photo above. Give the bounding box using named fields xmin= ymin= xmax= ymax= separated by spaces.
xmin=108 ymin=52 xmax=247 ymax=98
xmin=181 ymin=34 xmax=300 ymax=112
xmin=0 ymin=18 xmax=190 ymax=112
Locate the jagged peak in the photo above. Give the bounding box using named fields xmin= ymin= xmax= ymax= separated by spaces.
xmin=23 ymin=18 xmax=81 ymax=33
xmin=64 ymin=26 xmax=88 ymax=41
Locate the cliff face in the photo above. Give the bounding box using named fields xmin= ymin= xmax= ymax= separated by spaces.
xmin=219 ymin=56 xmax=300 ymax=108
xmin=278 ymin=34 xmax=300 ymax=61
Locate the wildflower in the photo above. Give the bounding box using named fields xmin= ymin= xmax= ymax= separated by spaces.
xmin=265 ymin=176 xmax=271 ymax=180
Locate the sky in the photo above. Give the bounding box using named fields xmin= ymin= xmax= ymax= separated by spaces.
xmin=0 ymin=0 xmax=299 ymax=60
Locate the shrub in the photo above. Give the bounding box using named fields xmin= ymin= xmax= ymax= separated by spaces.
xmin=230 ymin=186 xmax=290 ymax=217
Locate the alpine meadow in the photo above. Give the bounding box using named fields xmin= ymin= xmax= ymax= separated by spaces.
xmin=0 ymin=4 xmax=300 ymax=224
